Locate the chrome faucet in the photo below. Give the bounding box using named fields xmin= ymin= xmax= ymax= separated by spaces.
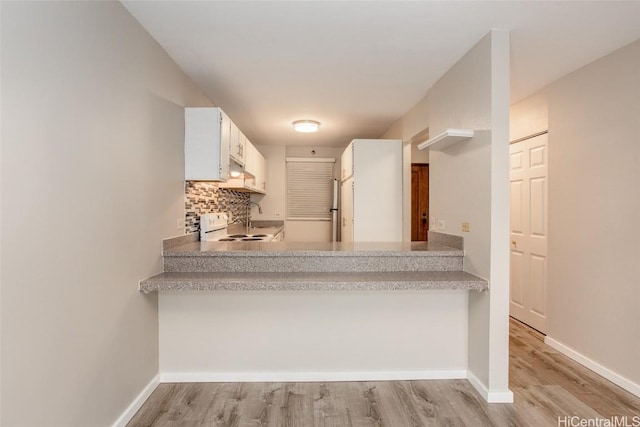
xmin=246 ymin=201 xmax=262 ymax=229
xmin=249 ymin=201 xmax=263 ymax=214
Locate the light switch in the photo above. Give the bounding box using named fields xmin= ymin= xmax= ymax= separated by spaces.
xmin=437 ymin=219 xmax=445 ymax=231
xmin=176 ymin=218 xmax=185 ymax=229
xmin=462 ymin=222 xmax=470 ymax=232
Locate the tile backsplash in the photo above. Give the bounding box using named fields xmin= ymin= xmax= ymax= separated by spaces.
xmin=185 ymin=181 xmax=250 ymax=233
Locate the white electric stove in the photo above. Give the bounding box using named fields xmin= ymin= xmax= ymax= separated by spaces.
xmin=199 ymin=212 xmax=274 ymax=242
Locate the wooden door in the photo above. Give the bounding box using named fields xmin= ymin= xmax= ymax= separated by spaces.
xmin=411 ymin=164 xmax=429 ymax=241
xmin=509 ymin=134 xmax=548 ymax=333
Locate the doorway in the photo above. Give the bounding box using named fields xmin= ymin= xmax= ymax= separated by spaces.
xmin=509 ymin=133 xmax=548 ymax=333
xmin=411 ymin=163 xmax=429 ymax=241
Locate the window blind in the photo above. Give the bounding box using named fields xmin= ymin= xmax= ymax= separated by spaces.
xmin=286 ymin=158 xmax=335 ymax=220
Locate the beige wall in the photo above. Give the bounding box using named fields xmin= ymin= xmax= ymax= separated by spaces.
xmin=512 ymin=39 xmax=640 ymax=391
xmin=379 ymin=30 xmax=512 ymax=400
xmin=1 ymin=2 xmax=211 ymax=426
xmin=428 ymin=31 xmax=511 ymax=397
xmin=382 ymin=95 xmax=429 ymax=241
xmin=509 ymin=90 xmax=549 ymax=141
xmin=510 ymin=39 xmax=640 ymax=393
xmin=0 ymin=3 xmax=3 ymax=420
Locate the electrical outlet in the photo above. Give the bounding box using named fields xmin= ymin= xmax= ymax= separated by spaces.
xmin=437 ymin=219 xmax=445 ymax=231
xmin=462 ymin=222 xmax=470 ymax=232
xmin=176 ymin=218 xmax=185 ymax=229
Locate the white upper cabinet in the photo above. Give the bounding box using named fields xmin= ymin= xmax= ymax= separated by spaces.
xmin=341 ymin=141 xmax=354 ymax=181
xmin=243 ymin=141 xmax=266 ymax=194
xmin=229 ymin=124 xmax=246 ymax=166
xmin=244 ymin=141 xmax=256 ymax=177
xmin=184 ymin=107 xmax=230 ymax=181
xmin=253 ymin=149 xmax=266 ymax=193
xmin=218 ymin=137 xmax=266 ymax=194
xmin=185 ymin=107 xmax=261 ymax=192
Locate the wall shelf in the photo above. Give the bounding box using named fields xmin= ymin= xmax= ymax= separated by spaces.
xmin=417 ymin=128 xmax=475 ymax=151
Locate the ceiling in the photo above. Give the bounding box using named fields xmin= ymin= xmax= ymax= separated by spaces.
xmin=122 ymin=1 xmax=640 ymax=147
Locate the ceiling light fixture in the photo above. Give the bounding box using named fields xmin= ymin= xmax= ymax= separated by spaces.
xmin=293 ymin=120 xmax=320 ymax=133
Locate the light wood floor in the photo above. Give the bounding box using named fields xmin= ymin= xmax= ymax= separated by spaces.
xmin=128 ymin=318 xmax=640 ymax=426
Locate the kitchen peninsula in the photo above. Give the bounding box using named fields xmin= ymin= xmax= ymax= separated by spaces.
xmin=141 ymin=231 xmax=487 ymax=293
xmin=140 ymin=232 xmax=487 ymax=386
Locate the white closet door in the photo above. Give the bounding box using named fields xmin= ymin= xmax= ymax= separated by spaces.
xmin=509 ymin=133 xmax=548 ymax=333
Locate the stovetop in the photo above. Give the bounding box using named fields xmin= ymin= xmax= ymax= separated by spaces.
xmin=200 ymin=213 xmax=274 ymax=242
xmin=213 ymin=233 xmax=273 ymax=242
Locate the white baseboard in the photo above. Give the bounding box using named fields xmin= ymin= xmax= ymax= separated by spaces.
xmin=467 ymin=371 xmax=514 ymax=403
xmin=160 ymin=369 xmax=468 ymax=383
xmin=112 ymin=374 xmax=160 ymax=427
xmin=545 ymin=336 xmax=640 ymax=398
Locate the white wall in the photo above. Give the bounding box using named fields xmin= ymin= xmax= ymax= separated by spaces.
xmin=379 ymin=30 xmax=512 ymax=401
xmin=512 ymin=39 xmax=640 ymax=393
xmin=258 ymin=145 xmax=343 ymax=242
xmin=160 ymin=291 xmax=469 ymax=380
xmin=1 ymin=2 xmax=211 ymax=426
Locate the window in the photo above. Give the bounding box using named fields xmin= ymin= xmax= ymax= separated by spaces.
xmin=286 ymin=158 xmax=335 ymax=220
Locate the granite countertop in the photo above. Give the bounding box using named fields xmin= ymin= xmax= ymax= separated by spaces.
xmin=163 ymin=240 xmax=465 ymax=257
xmin=140 ymin=270 xmax=487 ymax=293
xmin=143 ymin=230 xmax=487 ymax=293
xmin=162 ymin=228 xmax=465 ymax=258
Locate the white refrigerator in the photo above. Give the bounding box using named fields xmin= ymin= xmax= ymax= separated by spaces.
xmin=340 ymin=139 xmax=403 ymax=242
